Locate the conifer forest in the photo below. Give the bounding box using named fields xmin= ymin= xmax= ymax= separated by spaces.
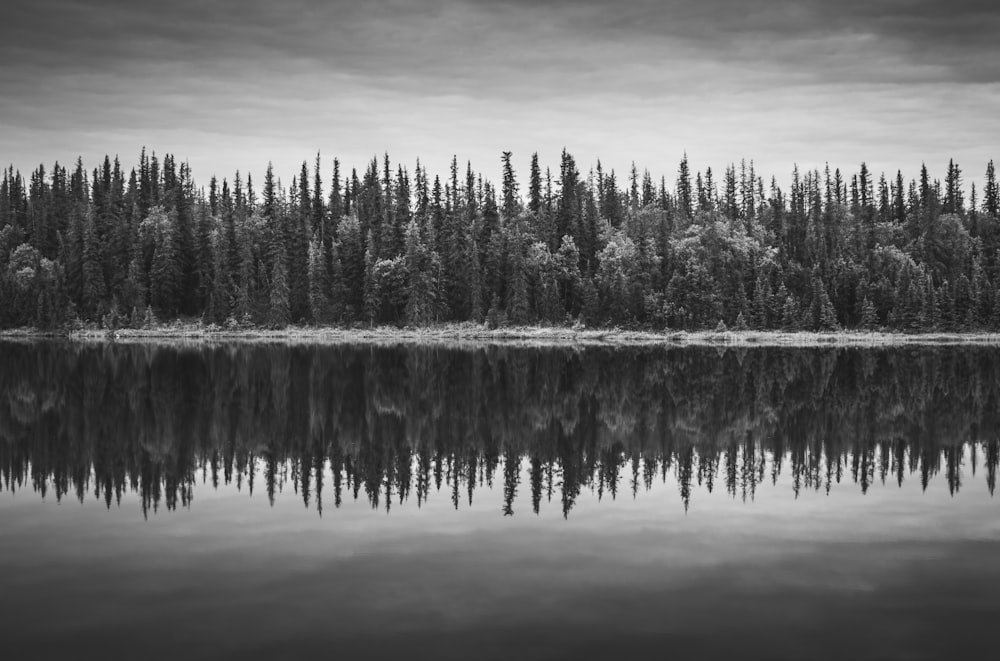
xmin=2 ymin=149 xmax=999 ymax=333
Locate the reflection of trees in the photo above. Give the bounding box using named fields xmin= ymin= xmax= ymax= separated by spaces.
xmin=1 ymin=342 xmax=998 ymax=517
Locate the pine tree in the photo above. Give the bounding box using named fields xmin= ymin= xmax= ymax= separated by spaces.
xmin=984 ymin=161 xmax=998 ymax=217
xmin=312 ymin=152 xmax=325 ymax=237
xmin=80 ymin=209 xmax=106 ymax=319
xmin=363 ymin=229 xmax=377 ymax=324
xmin=308 ymin=235 xmax=332 ymax=324
xmin=404 ymin=219 xmax=437 ymax=326
xmin=329 ymin=157 xmax=343 ymax=222
xmin=205 ymin=239 xmax=231 ymax=325
xmin=288 ymin=162 xmax=313 ymax=322
xmin=337 ymin=215 xmax=365 ymax=320
xmin=555 ymin=235 xmax=582 ymax=316
xmin=147 ymin=207 xmax=183 ymax=316
xmin=501 ymin=151 xmax=519 ymax=218
xmin=125 ymin=256 xmax=146 ymax=315
xmin=642 ymin=168 xmax=664 ymax=211
xmin=528 ymin=152 xmax=542 ymax=214
xmin=268 ymin=245 xmax=291 ymax=328
xmin=143 ymin=304 xmax=158 ymax=329
xmin=723 ymin=164 xmax=739 ymax=220
xmin=919 ymin=163 xmax=931 ymax=210
xmin=752 ymin=274 xmax=771 ymax=329
xmin=328 ymin=239 xmax=348 ymax=322
xmin=943 ymin=158 xmax=964 ymax=214
xmin=557 ymin=150 xmax=579 ymax=241
xmin=262 ymin=162 xmax=280 ymax=273
xmin=481 ymin=188 xmax=505 ymax=313
xmin=578 ymin=274 xmax=598 ymax=326
xmin=859 ymin=297 xmax=878 ymax=329
xmin=808 ymin=274 xmax=838 ymax=331
xmin=629 ymin=162 xmax=640 ymax=210
xmin=893 ymin=170 xmax=906 ymax=223
xmin=781 ymin=295 xmax=801 ymax=330
xmin=676 ymin=153 xmax=692 ymax=221
xmin=505 ymin=218 xmax=530 ymax=324
xmin=877 ymin=173 xmax=890 ymax=222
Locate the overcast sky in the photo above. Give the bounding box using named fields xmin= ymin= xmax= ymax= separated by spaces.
xmin=2 ymin=0 xmax=998 ymax=191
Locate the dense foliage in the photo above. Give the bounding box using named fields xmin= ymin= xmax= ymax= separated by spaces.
xmin=2 ymin=150 xmax=999 ymax=331
xmin=1 ymin=343 xmax=997 ymax=516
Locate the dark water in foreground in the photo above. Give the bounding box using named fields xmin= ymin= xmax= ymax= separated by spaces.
xmin=1 ymin=341 xmax=998 ymax=660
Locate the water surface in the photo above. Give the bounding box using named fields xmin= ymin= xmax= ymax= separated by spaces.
xmin=1 ymin=342 xmax=998 ymax=660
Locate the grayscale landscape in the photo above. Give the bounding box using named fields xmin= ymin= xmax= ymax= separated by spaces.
xmin=2 ymin=1 xmax=998 ymax=659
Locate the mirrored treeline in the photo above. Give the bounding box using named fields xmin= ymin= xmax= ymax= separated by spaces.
xmin=1 ymin=342 xmax=998 ymax=517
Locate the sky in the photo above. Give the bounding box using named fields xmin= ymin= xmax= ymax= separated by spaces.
xmin=2 ymin=0 xmax=999 ymax=192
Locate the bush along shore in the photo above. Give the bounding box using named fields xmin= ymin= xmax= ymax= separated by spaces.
xmin=3 ymin=150 xmax=1000 ymax=336
xmin=3 ymin=318 xmax=1000 ymax=347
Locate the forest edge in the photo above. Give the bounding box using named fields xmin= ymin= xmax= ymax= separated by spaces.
xmin=3 ymin=322 xmax=1000 ymax=347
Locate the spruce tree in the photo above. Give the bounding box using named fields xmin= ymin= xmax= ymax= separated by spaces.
xmin=528 ymin=153 xmax=542 ymax=214
xmin=147 ymin=207 xmax=183 ymax=316
xmin=288 ymin=163 xmax=313 ymax=322
xmin=859 ymin=297 xmax=878 ymax=329
xmin=781 ymin=295 xmax=801 ymax=330
xmin=504 ymin=217 xmax=530 ymax=324
xmin=893 ymin=171 xmax=906 ymax=223
xmin=809 ymin=274 xmax=838 ymax=331
xmin=337 ymin=215 xmax=365 ymax=320
xmin=404 ymin=219 xmax=437 ymax=326
xmin=262 ymin=162 xmax=280 ymax=274
xmin=329 ymin=158 xmax=343 ymax=222
xmin=943 ymin=159 xmax=963 ymax=214
xmin=363 ymin=229 xmax=377 ymax=324
xmin=206 ymin=241 xmax=231 ymax=325
xmin=501 ymin=151 xmax=519 ymax=218
xmin=919 ymin=163 xmax=931 ymax=210
xmin=557 ymin=150 xmax=579 ymax=241
xmin=676 ymin=153 xmax=693 ymax=221
xmin=268 ymin=245 xmax=291 ymax=329
xmin=328 ymin=239 xmax=347 ymax=322
xmin=312 ymin=152 xmax=325 ymax=237
xmin=752 ymin=274 xmax=771 ymax=329
xmin=80 ymin=210 xmax=106 ymax=319
xmin=984 ymin=161 xmax=998 ymax=217
xmin=308 ymin=235 xmax=332 ymax=324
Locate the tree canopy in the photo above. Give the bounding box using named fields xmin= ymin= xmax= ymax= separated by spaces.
xmin=2 ymin=151 xmax=999 ymax=332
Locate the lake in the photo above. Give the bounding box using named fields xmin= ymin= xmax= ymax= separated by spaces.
xmin=1 ymin=341 xmax=998 ymax=660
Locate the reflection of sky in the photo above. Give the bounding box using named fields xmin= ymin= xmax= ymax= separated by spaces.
xmin=1 ymin=456 xmax=998 ymax=659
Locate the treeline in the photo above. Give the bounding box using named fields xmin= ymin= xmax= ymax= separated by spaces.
xmin=2 ymin=343 xmax=998 ymax=515
xmin=1 ymin=150 xmax=1000 ymax=331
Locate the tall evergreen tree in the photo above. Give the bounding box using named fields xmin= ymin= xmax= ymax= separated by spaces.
xmin=288 ymin=162 xmax=312 ymax=322
xmin=308 ymin=235 xmax=332 ymax=324
xmin=80 ymin=209 xmax=107 ymax=319
xmin=985 ymin=161 xmax=998 ymax=217
xmin=557 ymin=150 xmax=579 ymax=241
xmin=329 ymin=158 xmax=343 ymax=222
xmin=528 ymin=152 xmax=542 ymax=214
xmin=268 ymin=244 xmax=291 ymax=329
xmin=145 ymin=206 xmax=183 ymax=316
xmin=312 ymin=152 xmax=326 ymax=238
xmin=501 ymin=151 xmax=519 ymax=218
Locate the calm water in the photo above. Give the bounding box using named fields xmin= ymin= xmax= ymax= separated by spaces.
xmin=1 ymin=341 xmax=999 ymax=660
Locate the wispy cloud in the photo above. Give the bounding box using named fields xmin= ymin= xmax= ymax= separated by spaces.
xmin=1 ymin=0 xmax=997 ymax=186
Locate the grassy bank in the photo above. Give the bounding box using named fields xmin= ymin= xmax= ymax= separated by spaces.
xmin=4 ymin=322 xmax=1000 ymax=347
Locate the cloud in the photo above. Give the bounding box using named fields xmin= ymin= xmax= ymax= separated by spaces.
xmin=0 ymin=0 xmax=997 ymax=187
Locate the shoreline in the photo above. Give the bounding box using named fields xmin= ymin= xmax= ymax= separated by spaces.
xmin=3 ymin=323 xmax=1000 ymax=347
